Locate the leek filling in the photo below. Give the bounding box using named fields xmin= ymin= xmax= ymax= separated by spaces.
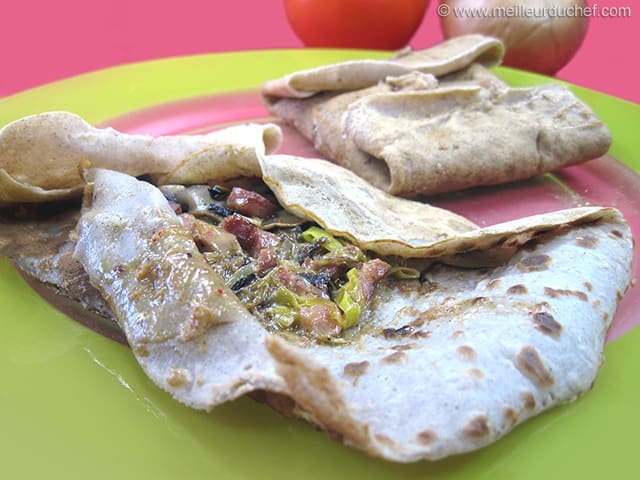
xmin=165 ymin=183 xmax=415 ymax=341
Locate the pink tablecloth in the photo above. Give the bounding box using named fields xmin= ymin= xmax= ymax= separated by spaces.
xmin=1 ymin=0 xmax=638 ymax=103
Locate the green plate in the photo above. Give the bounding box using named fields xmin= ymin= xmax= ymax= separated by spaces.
xmin=1 ymin=50 xmax=639 ymax=479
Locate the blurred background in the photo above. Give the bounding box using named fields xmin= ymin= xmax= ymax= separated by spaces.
xmin=1 ymin=0 xmax=637 ymax=102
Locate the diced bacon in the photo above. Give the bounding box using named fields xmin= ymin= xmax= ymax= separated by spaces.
xmin=226 ymin=187 xmax=278 ymax=218
xmin=222 ymin=213 xmax=279 ymax=257
xmin=359 ymin=259 xmax=392 ymax=301
xmin=180 ymin=213 xmax=242 ymax=255
xmin=256 ymin=247 xmax=278 ymax=275
xmin=298 ymin=303 xmax=342 ymax=339
xmin=275 ymin=267 xmax=322 ymax=297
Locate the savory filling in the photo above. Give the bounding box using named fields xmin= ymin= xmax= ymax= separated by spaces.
xmin=160 ymin=180 xmax=394 ymax=342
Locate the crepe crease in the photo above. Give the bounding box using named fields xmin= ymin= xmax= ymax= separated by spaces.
xmin=262 ymin=34 xmax=612 ymax=196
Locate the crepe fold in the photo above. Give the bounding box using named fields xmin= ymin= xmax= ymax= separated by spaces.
xmin=262 ymin=34 xmax=505 ymax=99
xmin=262 ymin=35 xmax=612 ymax=197
xmin=73 ymin=169 xmax=289 ymax=408
xmin=0 ymin=111 xmax=282 ymax=206
xmin=69 ymin=169 xmax=632 ymax=462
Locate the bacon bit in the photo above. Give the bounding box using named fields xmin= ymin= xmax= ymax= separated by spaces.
xmin=298 ymin=303 xmax=342 ymax=338
xmin=223 ymin=213 xmax=279 ymax=257
xmin=275 ymin=267 xmax=322 ymax=297
xmin=227 ymin=187 xmax=278 ymax=218
xmin=180 ymin=213 xmax=242 ymax=254
xmin=256 ymin=248 xmax=278 ymax=275
xmin=359 ymin=259 xmax=392 ymax=301
xmin=217 ymin=288 xmax=224 ymax=295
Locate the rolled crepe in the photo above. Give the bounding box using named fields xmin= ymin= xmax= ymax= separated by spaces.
xmin=263 ymin=35 xmax=612 ymax=197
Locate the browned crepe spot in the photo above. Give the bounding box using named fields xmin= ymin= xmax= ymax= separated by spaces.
xmin=452 ymin=330 xmax=465 ymax=339
xmin=374 ymin=434 xmax=397 ymax=448
xmin=486 ymin=278 xmax=503 ymax=290
xmin=532 ymin=312 xmax=562 ymax=338
xmin=133 ymin=345 xmax=149 ymax=358
xmin=583 ymin=281 xmax=593 ymax=291
xmin=575 ymin=235 xmax=599 ymax=248
xmin=610 ymin=229 xmax=624 ymax=238
xmin=471 ymin=296 xmax=489 ymax=305
xmin=416 ymin=430 xmax=438 ymax=446
xmin=593 ymin=299 xmax=601 ymax=309
xmin=516 ymin=346 xmax=555 ymax=388
xmin=411 ymin=330 xmax=431 ymax=339
xmin=468 ymin=368 xmax=484 ymax=379
xmin=522 ymin=391 xmax=537 ymax=410
xmin=463 ymin=415 xmax=490 ymax=439
xmin=503 ymin=406 xmax=519 ymax=426
xmin=344 ymin=361 xmax=370 ymax=378
xmin=517 ymin=254 xmax=552 ymax=272
xmin=603 ymin=312 xmax=610 ymax=323
xmin=507 ymin=284 xmax=528 ymax=295
xmin=544 ymin=287 xmax=588 ymax=302
xmin=457 ymin=345 xmax=477 ymax=361
xmin=411 ymin=306 xmax=446 ymax=327
xmin=380 ymin=352 xmax=408 ymax=365
xmin=166 ymin=368 xmax=191 ymax=388
xmin=391 ymin=343 xmax=418 ymax=351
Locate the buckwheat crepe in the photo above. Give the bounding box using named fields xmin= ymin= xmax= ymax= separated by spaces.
xmin=262 ymin=36 xmax=612 ymax=197
xmin=0 ymin=112 xmax=633 ymax=462
xmin=0 ymin=112 xmax=478 ymax=341
xmin=69 ymin=168 xmax=632 ymax=462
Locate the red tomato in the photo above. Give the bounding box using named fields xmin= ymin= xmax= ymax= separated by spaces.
xmin=285 ymin=0 xmax=430 ymax=50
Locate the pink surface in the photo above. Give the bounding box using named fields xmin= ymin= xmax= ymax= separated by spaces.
xmin=1 ymin=1 xmax=638 ymax=102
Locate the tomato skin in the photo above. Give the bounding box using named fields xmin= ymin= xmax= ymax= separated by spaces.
xmin=285 ymin=0 xmax=430 ymax=50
